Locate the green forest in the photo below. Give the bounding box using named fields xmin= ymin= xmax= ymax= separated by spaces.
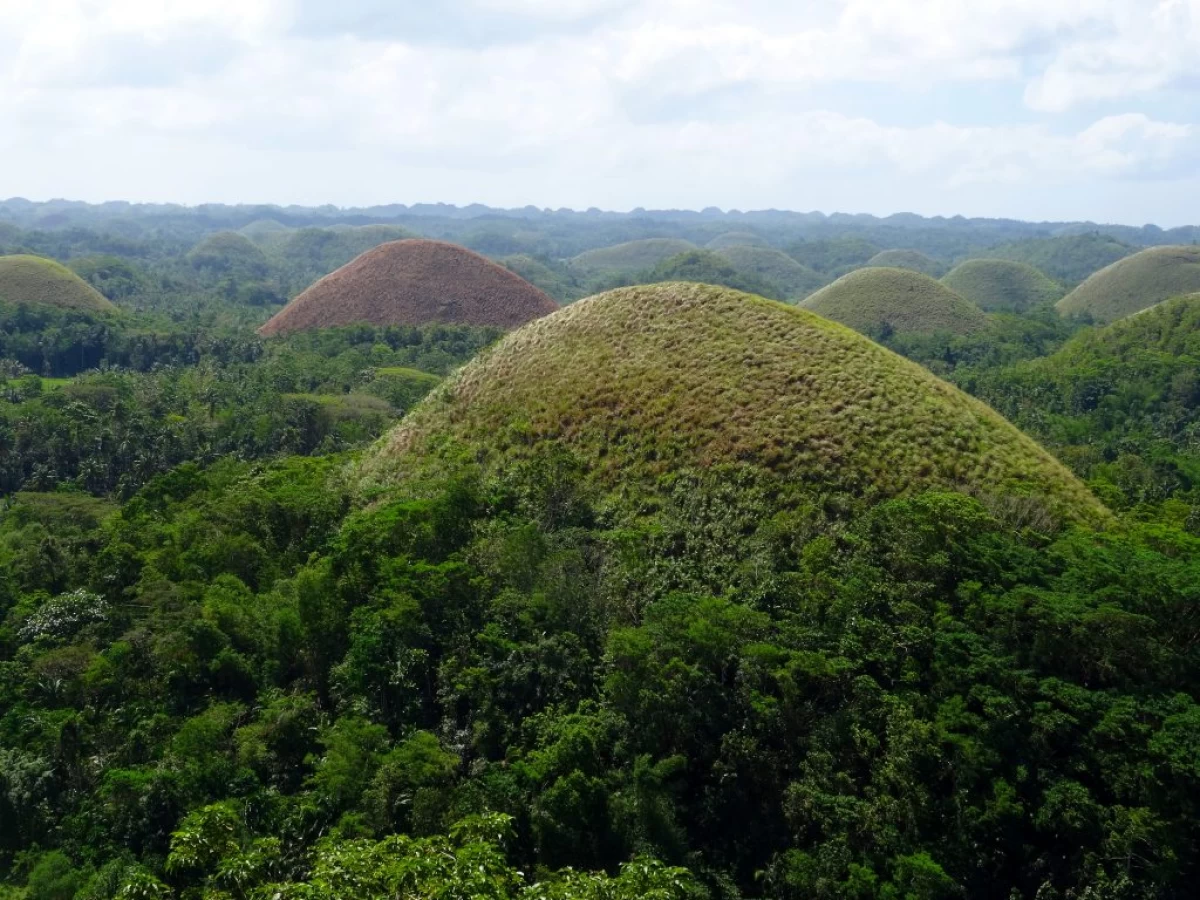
xmin=0 ymin=203 xmax=1197 ymax=900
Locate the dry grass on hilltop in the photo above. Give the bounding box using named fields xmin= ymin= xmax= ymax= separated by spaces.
xmin=0 ymin=255 xmax=119 ymax=313
xmin=362 ymin=282 xmax=1106 ymax=525
xmin=259 ymin=240 xmax=558 ymax=336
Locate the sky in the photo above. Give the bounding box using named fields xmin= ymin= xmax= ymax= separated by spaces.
xmin=2 ymin=0 xmax=1200 ymax=225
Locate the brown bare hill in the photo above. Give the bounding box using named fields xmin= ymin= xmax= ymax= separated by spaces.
xmin=258 ymin=240 xmax=558 ymax=336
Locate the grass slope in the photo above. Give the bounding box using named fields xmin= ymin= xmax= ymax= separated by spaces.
xmin=985 ymin=233 xmax=1135 ymax=287
xmin=716 ymin=246 xmax=825 ymax=300
xmin=1056 ymin=245 xmax=1200 ymax=323
xmin=259 ymin=240 xmax=558 ymax=335
xmin=941 ymin=259 xmax=1063 ymax=313
xmin=803 ymin=267 xmax=988 ymax=336
xmin=706 ymin=231 xmax=770 ymax=250
xmin=363 ymin=283 xmax=1105 ymax=524
xmin=0 ymin=255 xmax=118 ymax=313
xmin=866 ymin=249 xmax=943 ymax=276
xmin=570 ymin=239 xmax=697 ymax=275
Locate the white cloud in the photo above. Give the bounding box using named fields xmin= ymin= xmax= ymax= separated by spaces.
xmin=1 ymin=0 xmax=1199 ymax=221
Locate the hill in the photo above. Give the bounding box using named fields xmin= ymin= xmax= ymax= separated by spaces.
xmin=803 ymin=267 xmax=988 ymax=336
xmin=362 ymin=282 xmax=1105 ymax=524
xmin=641 ymin=249 xmax=785 ymax=299
xmin=272 ymin=225 xmax=421 ymax=293
xmin=569 ymin=238 xmax=697 ymax=275
xmin=0 ymin=255 xmax=118 ymax=313
xmin=985 ymin=233 xmax=1135 ymax=287
xmin=715 ymin=245 xmax=825 ymax=300
xmin=238 ymin=218 xmax=292 ymax=241
xmin=500 ymin=254 xmax=585 ymax=303
xmin=941 ymin=259 xmax=1063 ymax=312
xmin=866 ymin=249 xmax=943 ymax=276
xmin=971 ymin=294 xmax=1200 ymax=505
xmin=1056 ymin=246 xmax=1200 ymax=323
xmin=786 ymin=236 xmax=880 ymax=275
xmin=259 ymin=239 xmax=558 ymax=336
xmin=706 ymin=231 xmax=770 ymax=250
xmin=186 ymin=231 xmax=270 ymax=277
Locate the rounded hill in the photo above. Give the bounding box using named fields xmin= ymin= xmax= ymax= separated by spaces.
xmin=258 ymin=239 xmax=558 ymax=336
xmin=0 ymin=255 xmax=118 ymax=313
xmin=715 ymin=246 xmax=825 ymax=300
xmin=942 ymin=259 xmax=1063 ymax=313
xmin=706 ymin=231 xmax=770 ymax=251
xmin=187 ymin=232 xmax=270 ymax=276
xmin=866 ymin=249 xmax=943 ymax=276
xmin=362 ymin=283 xmax=1105 ymax=525
xmin=570 ymin=238 xmax=697 ymax=275
xmin=1056 ymin=245 xmax=1200 ymax=323
xmin=803 ymin=267 xmax=987 ymax=336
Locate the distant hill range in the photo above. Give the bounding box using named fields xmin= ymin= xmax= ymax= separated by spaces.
xmin=2 ymin=198 xmax=1197 ymax=255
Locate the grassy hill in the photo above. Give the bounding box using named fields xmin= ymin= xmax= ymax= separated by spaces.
xmin=984 ymin=233 xmax=1135 ymax=287
xmin=942 ymin=259 xmax=1063 ymax=312
xmin=362 ymin=282 xmax=1106 ymax=525
xmin=0 ymin=255 xmax=119 ymax=313
xmin=239 ymin=218 xmax=292 ymax=242
xmin=866 ymin=249 xmax=943 ymax=276
xmin=641 ymin=249 xmax=785 ymax=299
xmin=706 ymin=231 xmax=770 ymax=250
xmin=1056 ymin=245 xmax=1200 ymax=323
xmin=187 ymin=232 xmax=271 ymax=278
xmin=500 ymin=254 xmax=585 ymax=303
xmin=969 ymin=294 xmax=1200 ymax=505
xmin=786 ymin=236 xmax=880 ymax=275
xmin=569 ymin=238 xmax=697 ymax=276
xmin=716 ymin=245 xmax=825 ymax=300
xmin=803 ymin=267 xmax=988 ymax=336
xmin=273 ymin=225 xmax=420 ymax=293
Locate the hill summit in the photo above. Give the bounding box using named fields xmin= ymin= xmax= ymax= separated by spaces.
xmin=362 ymin=283 xmax=1105 ymax=525
xmin=802 ymin=267 xmax=987 ymax=336
xmin=0 ymin=255 xmax=118 ymax=313
xmin=942 ymin=259 xmax=1063 ymax=313
xmin=258 ymin=239 xmax=558 ymax=336
xmin=1056 ymin=245 xmax=1200 ymax=323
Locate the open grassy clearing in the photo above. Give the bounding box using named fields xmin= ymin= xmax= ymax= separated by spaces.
xmin=1057 ymin=245 xmax=1200 ymax=323
xmin=942 ymin=259 xmax=1063 ymax=313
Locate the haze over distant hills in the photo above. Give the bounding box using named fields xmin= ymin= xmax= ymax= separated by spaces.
xmin=2 ymin=198 xmax=1197 ymax=249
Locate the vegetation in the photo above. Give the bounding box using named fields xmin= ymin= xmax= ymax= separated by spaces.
xmin=803 ymin=267 xmax=988 ymax=337
xmin=569 ymin=239 xmax=697 ymax=276
xmin=941 ymin=259 xmax=1063 ymax=313
xmin=186 ymin=233 xmax=270 ymax=281
xmin=984 ymin=233 xmax=1135 ymax=287
xmin=714 ymin=246 xmax=825 ymax=300
xmin=269 ymin=225 xmax=420 ymax=295
xmin=785 ymin=236 xmax=879 ymax=276
xmin=0 ymin=201 xmax=1198 ymax=900
xmin=865 ymin=249 xmax=943 ymax=276
xmin=259 ymin=240 xmax=558 ymax=336
xmin=365 ymin=282 xmax=1104 ymax=524
xmin=705 ymin=231 xmax=769 ymax=250
xmin=966 ymin=294 xmax=1200 ymax=507
xmin=638 ymin=250 xmax=785 ymax=300
xmin=0 ymin=256 xmax=118 ymax=313
xmin=1057 ymin=245 xmax=1200 ymax=323
xmin=501 ymin=255 xmax=588 ymax=304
